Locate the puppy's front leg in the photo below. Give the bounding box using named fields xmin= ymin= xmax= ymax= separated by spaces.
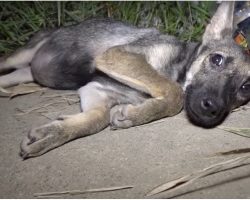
xmin=95 ymin=47 xmax=184 ymax=129
xmin=110 ymin=97 xmax=180 ymax=129
xmin=20 ymin=106 xmax=109 ymax=159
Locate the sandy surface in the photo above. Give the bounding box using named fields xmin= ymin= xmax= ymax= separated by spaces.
xmin=0 ymin=88 xmax=250 ymax=198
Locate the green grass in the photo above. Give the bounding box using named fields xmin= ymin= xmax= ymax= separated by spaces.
xmin=0 ymin=1 xmax=216 ymax=56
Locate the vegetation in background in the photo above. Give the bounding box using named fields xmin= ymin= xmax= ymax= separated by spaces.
xmin=0 ymin=1 xmax=216 ymax=56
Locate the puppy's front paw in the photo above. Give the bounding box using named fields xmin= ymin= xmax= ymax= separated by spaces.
xmin=20 ymin=121 xmax=67 ymax=159
xmin=110 ymin=105 xmax=133 ymax=130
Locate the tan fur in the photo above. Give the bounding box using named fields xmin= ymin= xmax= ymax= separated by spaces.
xmin=20 ymin=106 xmax=110 ymax=158
xmin=95 ymin=47 xmax=183 ymax=128
xmin=95 ymin=47 xmax=183 ymax=100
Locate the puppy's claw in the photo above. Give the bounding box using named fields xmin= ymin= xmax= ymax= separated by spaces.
xmin=57 ymin=114 xmax=74 ymax=120
xmin=19 ymin=150 xmax=28 ymax=160
xmin=20 ymin=121 xmax=65 ymax=159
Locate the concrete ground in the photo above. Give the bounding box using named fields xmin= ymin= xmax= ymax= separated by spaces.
xmin=0 ymin=88 xmax=250 ymax=199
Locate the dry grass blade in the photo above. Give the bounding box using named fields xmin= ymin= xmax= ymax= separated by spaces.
xmin=42 ymin=92 xmax=78 ymax=98
xmin=214 ymin=148 xmax=250 ymax=156
xmin=61 ymin=97 xmax=80 ymax=105
xmin=218 ymin=126 xmax=250 ymax=138
xmin=146 ymin=155 xmax=250 ymax=197
xmin=76 ymin=185 xmax=133 ymax=194
xmin=15 ymin=100 xmax=65 ymax=115
xmin=0 ymin=86 xmax=11 ymax=97
xmin=0 ymin=83 xmax=46 ymax=98
xmin=232 ymin=106 xmax=250 ymax=112
xmin=36 ymin=195 xmax=61 ymax=198
xmin=41 ymin=92 xmax=80 ymax=105
xmin=33 ymin=185 xmax=133 ymax=197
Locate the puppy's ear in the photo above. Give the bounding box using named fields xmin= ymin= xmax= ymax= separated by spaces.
xmin=202 ymin=1 xmax=235 ymax=43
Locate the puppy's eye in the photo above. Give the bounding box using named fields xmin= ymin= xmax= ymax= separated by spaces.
xmin=241 ymin=81 xmax=250 ymax=94
xmin=210 ymin=54 xmax=224 ymax=67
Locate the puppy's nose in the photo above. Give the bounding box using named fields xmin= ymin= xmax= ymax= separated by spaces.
xmin=200 ymin=98 xmax=220 ymax=117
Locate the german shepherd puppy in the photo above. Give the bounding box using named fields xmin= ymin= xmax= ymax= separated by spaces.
xmin=0 ymin=2 xmax=249 ymax=159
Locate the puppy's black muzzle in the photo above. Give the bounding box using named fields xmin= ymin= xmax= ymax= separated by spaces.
xmin=185 ymin=86 xmax=230 ymax=128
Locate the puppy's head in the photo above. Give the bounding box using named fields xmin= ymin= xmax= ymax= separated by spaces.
xmin=184 ymin=2 xmax=250 ymax=128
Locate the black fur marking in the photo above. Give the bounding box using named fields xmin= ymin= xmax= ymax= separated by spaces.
xmin=172 ymin=44 xmax=187 ymax=64
xmin=225 ymin=56 xmax=234 ymax=66
xmin=198 ymin=45 xmax=209 ymax=55
xmin=176 ymin=65 xmax=187 ymax=84
xmin=55 ymin=45 xmax=95 ymax=89
xmin=177 ymin=43 xmax=201 ymax=84
xmin=31 ymin=40 xmax=95 ymax=90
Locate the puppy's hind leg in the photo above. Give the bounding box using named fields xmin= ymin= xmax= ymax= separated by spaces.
xmin=0 ymin=37 xmax=48 ymax=73
xmin=0 ymin=36 xmax=48 ymax=88
xmin=0 ymin=67 xmax=33 ymax=88
xmin=20 ymin=81 xmax=113 ymax=159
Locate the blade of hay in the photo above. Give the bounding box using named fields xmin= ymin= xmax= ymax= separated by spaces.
xmin=0 ymin=87 xmax=11 ymax=97
xmin=0 ymin=83 xmax=46 ymax=98
xmin=10 ymin=83 xmax=46 ymax=98
xmin=42 ymin=92 xmax=78 ymax=98
xmin=75 ymin=185 xmax=133 ymax=194
xmin=214 ymin=148 xmax=250 ymax=156
xmin=146 ymin=155 xmax=250 ymax=197
xmin=218 ymin=126 xmax=250 ymax=138
xmin=232 ymin=106 xmax=250 ymax=112
xmin=34 ymin=185 xmax=133 ymax=197
xmin=15 ymin=100 xmax=66 ymax=116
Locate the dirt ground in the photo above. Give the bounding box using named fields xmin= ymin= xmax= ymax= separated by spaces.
xmin=0 ymin=88 xmax=250 ymax=199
